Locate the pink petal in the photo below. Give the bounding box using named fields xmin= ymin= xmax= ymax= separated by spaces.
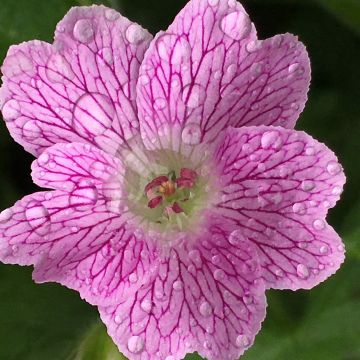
xmin=137 ymin=0 xmax=310 ymax=150
xmin=213 ymin=126 xmax=345 ymax=290
xmin=99 ymin=231 xmax=266 ymax=360
xmin=0 ymin=5 xmax=152 ymax=156
xmin=0 ymin=191 xmax=157 ymax=306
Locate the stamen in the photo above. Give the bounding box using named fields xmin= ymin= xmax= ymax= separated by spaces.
xmin=158 ymin=180 xmax=176 ymax=196
xmin=148 ymin=196 xmax=163 ymax=209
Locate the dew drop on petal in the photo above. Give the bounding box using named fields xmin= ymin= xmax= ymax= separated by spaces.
xmin=105 ymin=8 xmax=120 ymax=21
xmin=313 ymin=219 xmax=325 ymax=230
xmin=126 ymin=24 xmax=147 ymax=44
xmin=208 ymin=0 xmax=219 ymax=5
xmin=319 ymin=245 xmax=329 ymax=254
xmin=173 ymin=280 xmax=183 ymax=291
xmin=250 ymin=62 xmax=264 ymax=77
xmin=69 ymin=183 xmax=98 ymax=211
xmin=73 ymin=93 xmax=115 ymax=137
xmin=38 ymin=153 xmax=50 ymax=166
xmin=236 ymin=334 xmax=250 ymax=348
xmin=182 ymin=84 xmax=206 ymax=108
xmin=2 ymin=52 xmax=35 ymax=77
xmin=296 ymin=263 xmax=310 ymax=279
xmin=326 ymin=161 xmax=341 ymax=175
xmin=213 ymin=269 xmax=225 ymax=281
xmin=332 ymin=186 xmax=343 ymax=196
xmin=73 ymin=19 xmax=94 ymax=43
xmin=305 ymin=146 xmax=315 ymax=156
xmin=140 ymin=299 xmax=152 ymax=313
xmin=228 ymin=229 xmax=245 ymax=246
xmin=154 ymin=98 xmax=167 ymax=110
xmin=129 ymin=272 xmax=138 ymax=283
xmin=301 ymin=180 xmax=316 ymax=192
xmin=292 ymin=202 xmax=307 ymax=215
xmin=157 ymin=34 xmax=191 ymax=65
xmin=46 ymin=53 xmax=75 ymax=83
xmin=261 ymin=130 xmax=283 ymax=149
xmin=221 ymin=11 xmax=251 ymax=41
xmin=246 ymin=40 xmax=262 ymax=53
xmin=199 ymin=301 xmax=212 ymax=317
xmin=22 ymin=120 xmax=42 ymax=141
xmin=25 ymin=202 xmax=51 ymax=235
xmin=127 ymin=336 xmax=145 ymax=354
xmin=0 ymin=208 xmax=13 ymax=223
xmin=182 ymin=123 xmax=202 ymax=145
xmin=2 ymin=99 xmax=20 ymax=121
xmin=96 ymin=47 xmax=114 ymax=65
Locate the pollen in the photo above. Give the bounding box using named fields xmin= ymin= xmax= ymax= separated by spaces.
xmin=158 ymin=180 xmax=176 ymax=196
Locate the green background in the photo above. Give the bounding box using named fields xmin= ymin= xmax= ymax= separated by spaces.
xmin=0 ymin=0 xmax=359 ymax=359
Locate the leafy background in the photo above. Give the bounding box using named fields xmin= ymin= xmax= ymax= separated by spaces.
xmin=0 ymin=0 xmax=359 ymax=359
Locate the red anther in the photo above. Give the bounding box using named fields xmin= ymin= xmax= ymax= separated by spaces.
xmin=145 ymin=175 xmax=169 ymax=194
xmin=172 ymin=202 xmax=184 ymax=213
xmin=148 ymin=196 xmax=163 ymax=209
xmin=176 ymin=178 xmax=194 ymax=188
xmin=180 ymin=168 xmax=198 ymax=181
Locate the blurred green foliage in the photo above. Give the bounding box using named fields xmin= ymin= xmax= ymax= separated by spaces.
xmin=0 ymin=0 xmax=359 ymax=359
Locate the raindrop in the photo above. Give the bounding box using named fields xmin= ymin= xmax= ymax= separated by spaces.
xmin=305 ymin=146 xmax=315 ymax=156
xmin=72 ymin=93 xmax=115 ymax=137
xmin=0 ymin=208 xmax=13 ymax=223
xmin=214 ymin=70 xmax=222 ymax=80
xmin=2 ymin=52 xmax=34 ymax=77
xmin=157 ymin=34 xmax=191 ymax=65
xmin=214 ymin=269 xmax=225 ymax=281
xmin=173 ymin=280 xmax=183 ymax=291
xmin=25 ymin=202 xmax=51 ymax=235
xmin=301 ymin=180 xmax=315 ymax=192
xmin=296 ymin=263 xmax=310 ymax=279
xmin=182 ymin=83 xmax=206 ymax=108
xmin=127 ymin=336 xmax=145 ymax=354
xmin=126 ymin=24 xmax=147 ymax=44
xmin=73 ymin=19 xmax=94 ymax=43
xmin=154 ymin=98 xmax=167 ymax=110
xmin=2 ymin=99 xmax=20 ymax=121
xmin=181 ymin=123 xmax=202 ymax=145
xmin=129 ymin=272 xmax=138 ymax=283
xmin=199 ymin=301 xmax=212 ymax=317
xmin=337 ymin=244 xmax=344 ymax=252
xmin=38 ymin=153 xmax=50 ymax=166
xmin=243 ymin=295 xmax=253 ymax=305
xmin=319 ymin=245 xmax=329 ymax=254
xmin=105 ymin=9 xmax=120 ymax=21
xmin=46 ymin=53 xmax=74 ymax=83
xmin=246 ymin=40 xmax=262 ymax=53
xmin=140 ymin=299 xmax=152 ymax=313
xmin=332 ymin=186 xmax=343 ymax=196
xmin=292 ymin=202 xmax=307 ymax=215
xmin=288 ymin=63 xmax=305 ymax=77
xmin=69 ymin=182 xmax=98 ymax=211
xmin=250 ymin=62 xmax=264 ymax=77
xmin=208 ymin=0 xmax=219 ymax=5
xmin=326 ymin=161 xmax=341 ymax=175
xmin=221 ymin=11 xmax=251 ymax=41
xmin=313 ymin=219 xmax=325 ymax=230
xmin=212 ymin=254 xmax=221 ymax=265
xmin=261 ymin=130 xmax=283 ymax=149
xmin=236 ymin=334 xmax=250 ymax=348
xmin=22 ymin=120 xmax=41 ymax=141
xmin=228 ymin=229 xmax=245 ymax=246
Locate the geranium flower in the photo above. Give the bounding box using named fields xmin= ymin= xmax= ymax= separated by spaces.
xmin=0 ymin=0 xmax=345 ymax=359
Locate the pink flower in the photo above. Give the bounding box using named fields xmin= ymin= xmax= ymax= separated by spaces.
xmin=0 ymin=1 xmax=345 ymax=359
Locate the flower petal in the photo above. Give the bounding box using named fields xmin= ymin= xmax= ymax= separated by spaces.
xmin=213 ymin=126 xmax=345 ymax=290
xmin=99 ymin=230 xmax=266 ymax=360
xmin=31 ymin=142 xmax=121 ymax=192
xmin=0 ymin=5 xmax=152 ymax=156
xmin=137 ymin=0 xmax=310 ymax=150
xmin=0 ymin=191 xmax=157 ymax=306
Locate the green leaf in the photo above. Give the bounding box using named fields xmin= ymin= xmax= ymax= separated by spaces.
xmin=316 ymin=0 xmax=360 ymax=36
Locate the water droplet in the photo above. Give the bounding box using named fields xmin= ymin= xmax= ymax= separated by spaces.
xmin=165 ymin=356 xmax=175 ymax=360
xmin=337 ymin=244 xmax=344 ymax=252
xmin=105 ymin=9 xmax=119 ymax=21
xmin=221 ymin=11 xmax=251 ymax=41
xmin=292 ymin=202 xmax=307 ymax=215
xmin=288 ymin=63 xmax=304 ymax=77
xmin=182 ymin=83 xmax=206 ymax=108
xmin=0 ymin=208 xmax=13 ymax=223
xmin=261 ymin=130 xmax=283 ymax=149
xmin=246 ymin=40 xmax=262 ymax=53
xmin=313 ymin=219 xmax=325 ymax=230
xmin=38 ymin=153 xmax=50 ymax=166
xmin=2 ymin=52 xmax=34 ymax=77
xmin=153 ymin=97 xmax=166 ymax=111
xmin=243 ymin=295 xmax=253 ymax=305
xmin=126 ymin=24 xmax=147 ymax=44
xmin=332 ymin=186 xmax=343 ymax=196
xmin=173 ymin=280 xmax=183 ymax=291
xmin=208 ymin=0 xmax=219 ymax=5
xmin=157 ymin=34 xmax=191 ymax=65
xmin=271 ymin=35 xmax=283 ymax=48
xmin=73 ymin=19 xmax=94 ymax=43
xmin=127 ymin=336 xmax=145 ymax=354
xmin=182 ymin=123 xmax=202 ymax=145
xmin=305 ymin=146 xmax=315 ymax=156
xmin=46 ymin=53 xmax=74 ymax=83
xmin=129 ymin=272 xmax=138 ymax=283
xmin=250 ymin=62 xmax=264 ymax=77
xmin=25 ymin=202 xmax=51 ymax=235
xmin=199 ymin=301 xmax=212 ymax=317
xmin=228 ymin=229 xmax=245 ymax=246
xmin=214 ymin=70 xmax=222 ymax=80
xmin=236 ymin=334 xmax=250 ymax=348
xmin=22 ymin=120 xmax=41 ymax=141
xmin=140 ymin=299 xmax=152 ymax=313
xmin=73 ymin=93 xmax=114 ymax=137
xmin=2 ymin=99 xmax=20 ymax=121
xmin=319 ymin=245 xmax=329 ymax=254
xmin=301 ymin=180 xmax=315 ymax=192
xmin=296 ymin=263 xmax=310 ymax=279
xmin=96 ymin=47 xmax=113 ymax=65
xmin=69 ymin=182 xmax=98 ymax=211
xmin=214 ymin=269 xmax=225 ymax=281
xmin=327 ymin=161 xmax=341 ymax=175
